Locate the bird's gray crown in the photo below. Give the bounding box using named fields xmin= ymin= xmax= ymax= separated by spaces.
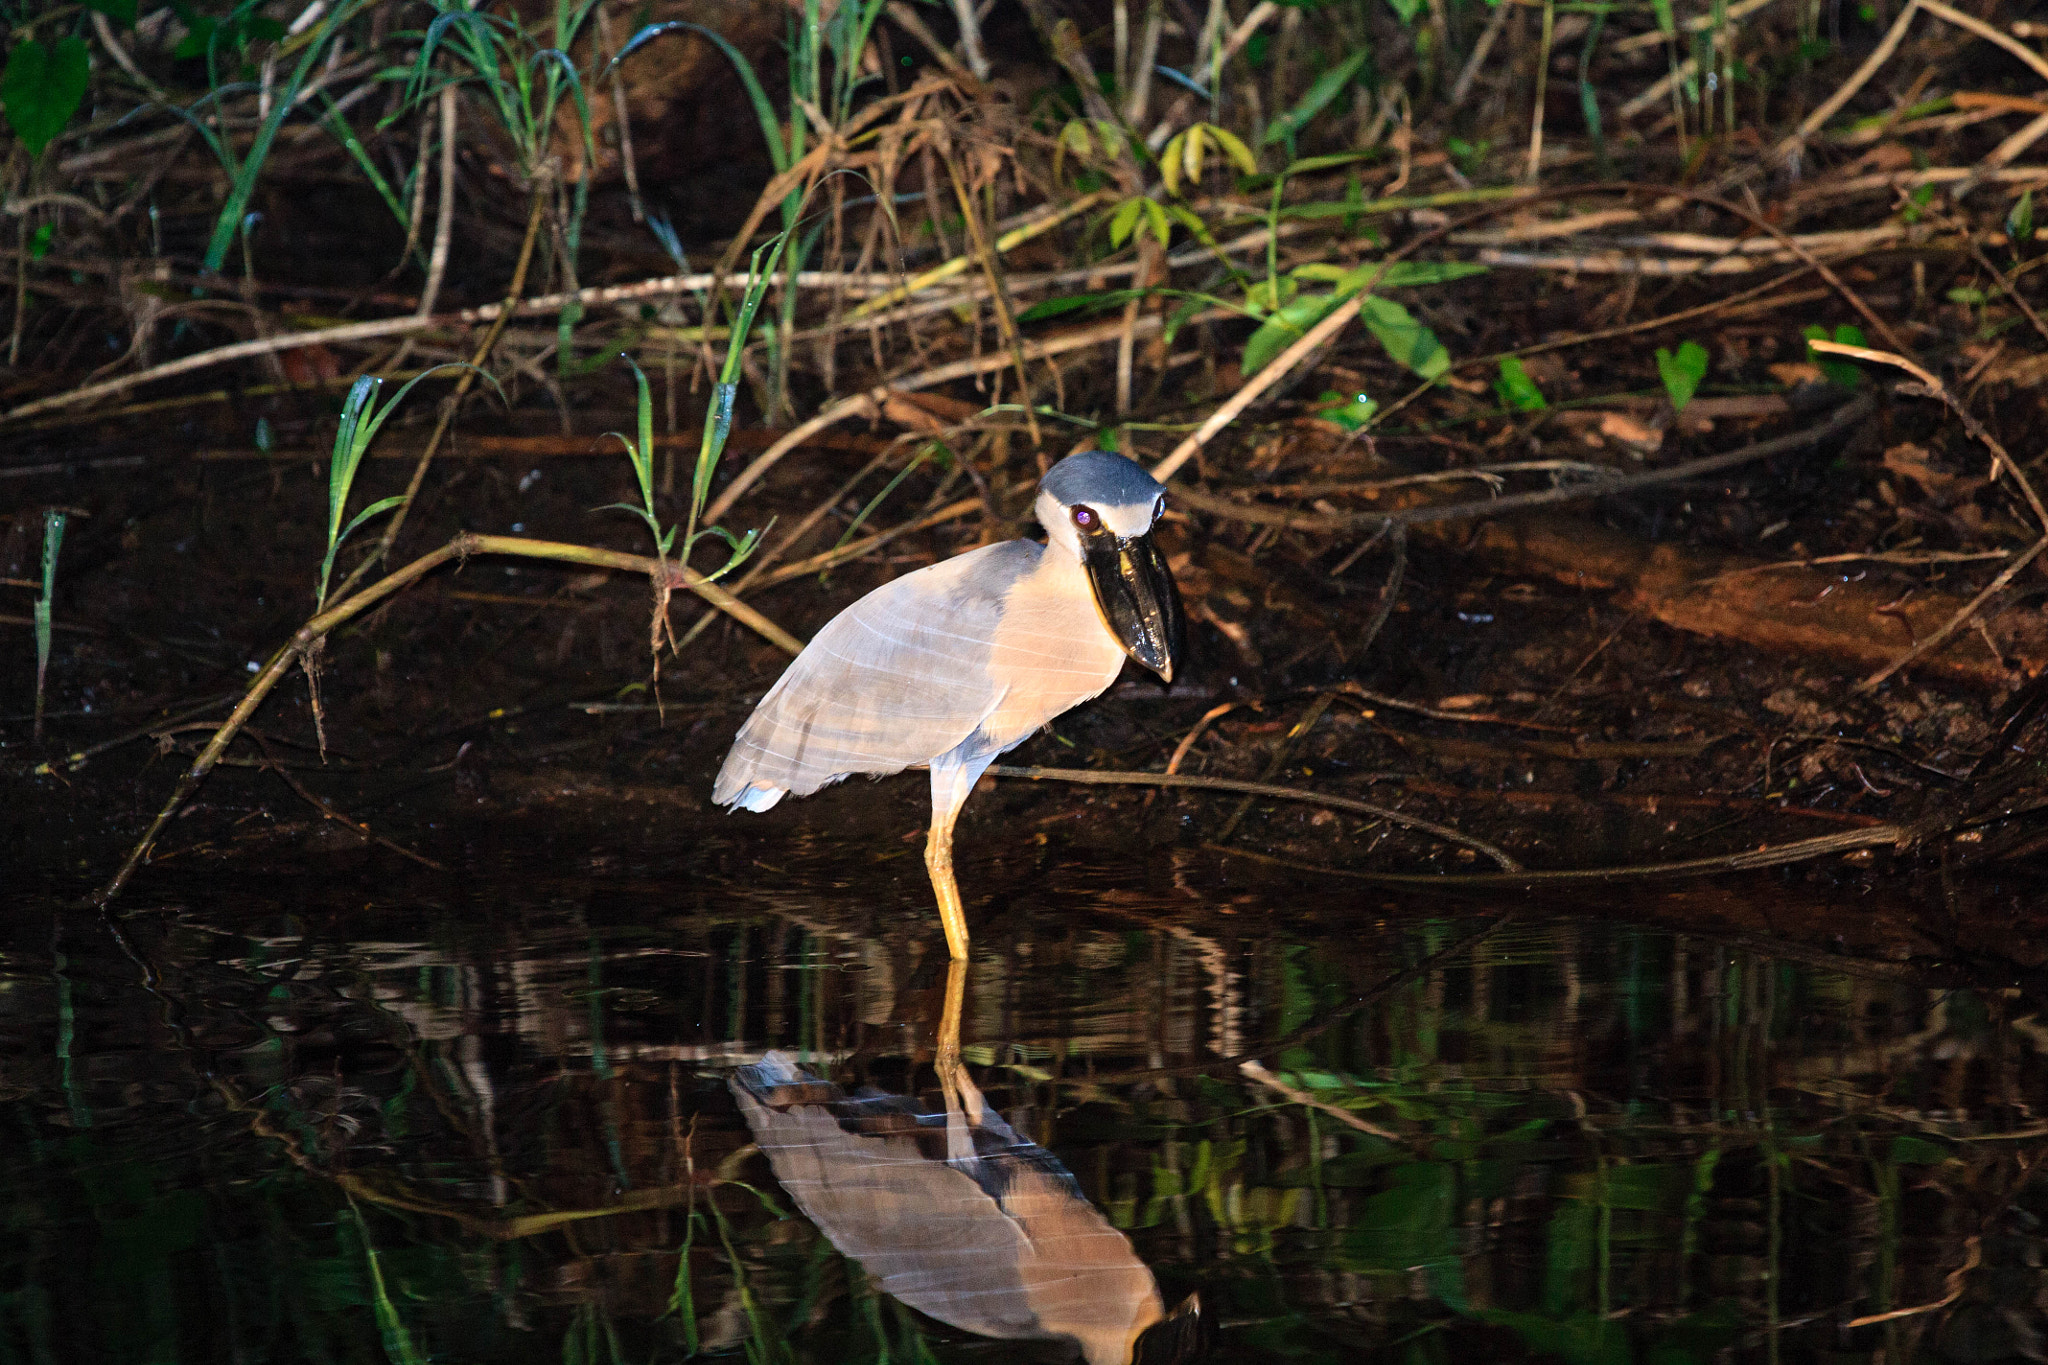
xmin=1038 ymin=450 xmax=1165 ymax=510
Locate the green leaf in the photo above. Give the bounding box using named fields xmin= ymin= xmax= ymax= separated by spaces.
xmin=2010 ymin=188 xmax=2035 ymax=245
xmin=1385 ymin=0 xmax=1427 ymax=24
xmin=337 ymin=496 xmax=406 ymax=543
xmin=172 ymin=16 xmax=217 ymax=61
xmin=1650 ymin=0 xmax=1677 ymax=36
xmin=85 ymin=0 xmax=139 ymax=26
xmin=1241 ymin=290 xmax=1344 ymax=375
xmin=1888 ymin=1134 xmax=1950 ymax=1165
xmin=1654 ymin=339 xmax=1709 ymax=410
xmin=1262 ymin=48 xmax=1369 ymax=146
xmin=2 ymin=37 xmax=91 ymax=156
xmin=1283 ymin=150 xmax=1378 ymax=175
xmin=1295 ymin=259 xmax=1489 ymax=290
xmin=1803 ymin=323 xmax=1866 ymax=387
xmin=1496 ymin=355 xmax=1547 ymax=412
xmin=1016 ymin=290 xmax=1140 ymax=323
xmin=1313 ymin=388 xmax=1378 ymax=430
xmin=1143 ymin=197 xmax=1172 ymax=247
xmin=1361 ymin=295 xmax=1448 ymax=379
xmin=1109 ymin=196 xmax=1145 ymax=249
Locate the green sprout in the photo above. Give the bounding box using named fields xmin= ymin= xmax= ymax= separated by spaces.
xmin=318 ymin=365 xmax=493 ymax=608
xmin=32 ymin=507 xmax=65 ymax=742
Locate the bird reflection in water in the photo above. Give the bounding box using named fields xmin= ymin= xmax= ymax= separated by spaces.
xmin=732 ymin=962 xmax=1207 ymax=1365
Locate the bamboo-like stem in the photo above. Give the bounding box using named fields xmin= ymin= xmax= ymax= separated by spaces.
xmin=419 ymin=87 xmax=459 ymax=319
xmin=95 ymin=532 xmax=802 ymax=906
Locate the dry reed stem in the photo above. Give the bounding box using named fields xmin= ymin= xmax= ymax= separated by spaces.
xmin=1769 ymin=0 xmax=1924 ymax=166
xmin=1958 ymin=111 xmax=2048 ymax=199
xmin=343 ymin=182 xmax=550 ymax=594
xmin=1324 ymin=823 xmax=1910 ymax=886
xmin=988 ymin=763 xmax=1522 ymax=870
xmin=1844 ymin=1237 xmax=1981 ymax=1328
xmin=1168 ymin=395 xmax=1873 ymax=532
xmin=1152 ymin=287 xmax=1364 ymax=482
xmin=1240 ymin=1060 xmax=1411 ymax=1144
xmin=705 ymin=309 xmax=1212 ymax=523
xmin=846 ymin=192 xmax=1111 ymax=320
xmin=97 ymin=531 xmax=801 ymax=906
xmin=1810 ymin=339 xmax=2048 ymax=528
xmin=1615 ymin=0 xmax=1787 ymax=119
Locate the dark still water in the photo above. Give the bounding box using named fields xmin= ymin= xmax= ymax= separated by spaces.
xmin=4 ymin=839 xmax=2044 ymax=1364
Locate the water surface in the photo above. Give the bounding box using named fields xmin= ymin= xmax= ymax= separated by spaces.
xmin=4 ymin=837 xmax=2043 ymax=1363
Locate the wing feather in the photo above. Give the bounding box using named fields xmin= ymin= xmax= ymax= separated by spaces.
xmin=732 ymin=1055 xmax=1165 ymax=1364
xmin=714 ymin=542 xmax=1040 ymax=803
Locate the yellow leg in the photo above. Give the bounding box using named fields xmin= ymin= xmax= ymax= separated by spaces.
xmin=925 ymin=789 xmax=970 ymax=961
xmin=935 ymin=955 xmax=967 ymax=1097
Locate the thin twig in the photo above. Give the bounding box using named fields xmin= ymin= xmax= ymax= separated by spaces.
xmin=1852 ymin=536 xmax=2048 ymax=694
xmin=1809 ymin=339 xmax=2048 ymax=530
xmin=1768 ymin=0 xmax=1922 ymax=166
xmin=343 ymin=183 xmax=549 ymax=592
xmin=989 ymin=763 xmax=1522 ymax=870
xmin=1844 ymin=1237 xmax=1980 ymax=1328
xmin=1167 ymin=395 xmax=1873 ymax=531
xmin=1247 ymin=822 xmax=1908 ymax=886
xmin=259 ymin=744 xmax=447 ymax=871
xmin=96 ymin=533 xmax=800 ymax=906
xmin=1240 ymin=1060 xmax=1412 ymax=1145
xmin=705 ymin=309 xmax=1217 ymax=523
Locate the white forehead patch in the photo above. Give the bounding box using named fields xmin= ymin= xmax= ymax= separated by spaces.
xmin=1092 ymin=498 xmax=1162 ymax=537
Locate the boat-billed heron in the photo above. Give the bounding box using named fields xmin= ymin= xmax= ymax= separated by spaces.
xmin=714 ymin=450 xmax=1184 ymax=959
xmin=732 ymin=1050 xmax=1206 ymax=1364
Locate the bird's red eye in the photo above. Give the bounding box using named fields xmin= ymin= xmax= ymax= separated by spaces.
xmin=1071 ymin=505 xmax=1097 ymax=530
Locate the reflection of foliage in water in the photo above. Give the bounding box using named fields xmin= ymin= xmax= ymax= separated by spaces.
xmin=2 ymin=877 xmax=2046 ymax=1363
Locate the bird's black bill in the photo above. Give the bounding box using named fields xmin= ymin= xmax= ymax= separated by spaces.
xmin=1081 ymin=529 xmax=1185 ymax=683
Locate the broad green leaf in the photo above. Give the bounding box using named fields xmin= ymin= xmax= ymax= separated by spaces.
xmin=1361 ymin=295 xmax=1448 ymax=379
xmin=1802 ymin=323 xmax=1865 ymax=387
xmin=1208 ymin=124 xmax=1259 ymax=177
xmin=1496 ymin=355 xmax=1547 ymax=411
xmin=1654 ymin=339 xmax=1709 ymax=410
xmin=1164 ymin=202 xmax=1215 ymax=248
xmin=1651 ymin=0 xmax=1677 ymax=35
xmin=1385 ymin=0 xmax=1427 ymax=24
xmin=1109 ymin=196 xmax=1145 ymax=249
xmin=1313 ymin=388 xmax=1378 ymax=430
xmin=1142 ymin=197 xmax=1171 ymax=247
xmin=2 ymin=37 xmax=90 ymax=156
xmin=1241 ymin=290 xmax=1344 ymax=375
xmin=1262 ymin=48 xmax=1369 ymax=146
xmin=1245 ymin=289 xmax=1451 ymax=379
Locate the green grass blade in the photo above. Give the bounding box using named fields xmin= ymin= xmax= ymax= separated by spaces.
xmin=1262 ymin=49 xmax=1369 ymax=147
xmin=318 ymin=93 xmax=410 ymax=237
xmin=625 ymin=22 xmax=790 ymax=171
xmin=826 ymin=445 xmax=936 ymax=564
xmin=203 ymin=0 xmax=364 ymax=272
xmin=32 ymin=509 xmax=65 ymax=739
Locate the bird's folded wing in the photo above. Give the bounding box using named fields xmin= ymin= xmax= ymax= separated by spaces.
xmin=714 ymin=542 xmax=1039 ymax=801
xmin=733 ymin=1080 xmax=1045 ymax=1340
xmin=732 ymin=1058 xmax=1165 ymax=1363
